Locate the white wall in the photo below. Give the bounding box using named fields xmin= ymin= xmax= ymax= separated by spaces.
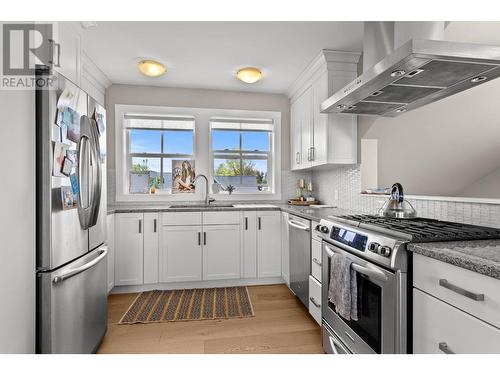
xmin=0 ymin=89 xmax=36 ymax=353
xmin=105 ymin=84 xmax=290 ymax=206
xmin=358 ymin=21 xmax=500 ymax=198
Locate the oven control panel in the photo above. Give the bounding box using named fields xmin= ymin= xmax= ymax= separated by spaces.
xmin=367 ymin=242 xmax=392 ymax=257
xmin=317 ymin=218 xmax=408 ymax=271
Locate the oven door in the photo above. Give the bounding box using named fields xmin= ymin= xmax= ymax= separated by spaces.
xmin=322 ymin=241 xmax=397 ymax=354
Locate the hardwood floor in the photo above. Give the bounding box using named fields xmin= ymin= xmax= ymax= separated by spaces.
xmin=97 ymin=284 xmax=324 ymax=354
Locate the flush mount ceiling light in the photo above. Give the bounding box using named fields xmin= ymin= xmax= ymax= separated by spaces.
xmin=236 ymin=67 xmax=263 ymax=83
xmin=138 ymin=60 xmax=166 ymax=77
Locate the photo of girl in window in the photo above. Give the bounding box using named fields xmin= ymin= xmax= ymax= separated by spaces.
xmin=172 ymin=160 xmax=196 ymax=193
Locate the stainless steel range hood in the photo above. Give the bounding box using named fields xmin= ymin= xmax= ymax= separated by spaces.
xmin=321 ymin=24 xmax=500 ymax=117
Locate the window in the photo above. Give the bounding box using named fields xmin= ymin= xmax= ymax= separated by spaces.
xmin=211 ymin=118 xmax=274 ymax=194
xmin=125 ymin=115 xmax=195 ymax=194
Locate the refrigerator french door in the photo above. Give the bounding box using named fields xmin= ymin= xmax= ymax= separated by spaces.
xmin=36 ymin=67 xmax=107 ymax=354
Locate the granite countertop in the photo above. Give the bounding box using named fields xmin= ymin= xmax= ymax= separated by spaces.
xmin=108 ymin=202 xmax=354 ymax=222
xmin=408 ymin=240 xmax=500 ymax=280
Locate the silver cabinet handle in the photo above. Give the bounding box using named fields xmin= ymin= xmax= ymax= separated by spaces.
xmin=312 ymin=257 xmax=322 ymax=266
xmin=258 ymin=217 xmax=262 ymax=230
xmin=48 ymin=39 xmax=61 ymax=67
xmin=311 ymin=146 xmax=315 ymax=161
xmin=438 ymin=342 xmax=455 ymax=354
xmin=203 ymin=232 xmax=207 ymax=245
xmin=295 ymin=152 xmax=300 ymax=165
xmin=138 ymin=219 xmax=142 ymax=234
xmin=153 ymin=219 xmax=157 ymax=233
xmin=53 ymin=248 xmax=107 ymax=284
xmin=309 ymin=297 xmax=321 ymax=308
xmin=198 ymin=232 xmax=201 ymax=246
xmin=245 ymin=217 xmax=248 ymax=230
xmin=307 ymin=147 xmax=311 ymax=161
xmin=439 ymin=279 xmax=484 ymax=301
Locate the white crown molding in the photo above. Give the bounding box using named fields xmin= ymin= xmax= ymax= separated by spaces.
xmin=286 ymin=49 xmax=361 ymax=100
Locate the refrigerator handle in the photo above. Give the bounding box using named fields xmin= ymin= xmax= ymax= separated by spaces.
xmin=88 ymin=118 xmax=102 ymax=227
xmin=53 ymin=247 xmax=108 ymax=284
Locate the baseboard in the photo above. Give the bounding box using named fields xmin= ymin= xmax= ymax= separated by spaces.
xmin=110 ymin=277 xmax=285 ymax=294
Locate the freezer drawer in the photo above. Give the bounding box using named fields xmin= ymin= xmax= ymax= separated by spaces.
xmin=37 ymin=246 xmax=108 ymax=353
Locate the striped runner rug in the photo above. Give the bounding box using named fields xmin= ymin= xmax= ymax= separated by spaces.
xmin=118 ymin=286 xmax=255 ymax=324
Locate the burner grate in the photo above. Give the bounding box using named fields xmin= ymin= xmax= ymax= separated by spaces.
xmin=338 ymin=215 xmax=500 ymax=243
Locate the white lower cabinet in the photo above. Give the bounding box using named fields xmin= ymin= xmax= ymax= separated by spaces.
xmin=160 ymin=225 xmax=202 ymax=283
xmin=114 ymin=209 xmax=284 ymax=289
xmin=257 ymin=211 xmax=282 ymax=278
xmin=413 ymin=254 xmax=500 ymax=353
xmin=242 ymin=211 xmax=258 ymax=278
xmin=311 ymin=239 xmax=322 ymax=282
xmin=281 ymin=211 xmax=290 ymax=286
xmin=203 ymin=225 xmax=241 ymax=280
xmin=309 ymin=276 xmax=322 ymax=325
xmin=115 ymin=213 xmax=144 ymax=286
xmin=143 ymin=213 xmax=159 ymax=284
xmin=413 ymin=288 xmax=500 ymax=354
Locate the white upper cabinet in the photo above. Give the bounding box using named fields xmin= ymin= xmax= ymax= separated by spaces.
xmin=53 ymin=22 xmax=82 ymax=85
xmin=288 ymin=50 xmax=361 ymax=170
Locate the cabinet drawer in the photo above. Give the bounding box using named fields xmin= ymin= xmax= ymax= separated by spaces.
xmin=311 ymin=221 xmax=322 ymax=242
xmin=203 ymin=211 xmax=240 ymax=225
xmin=413 ymin=288 xmax=500 ymax=354
xmin=309 ymin=275 xmax=322 ymax=325
xmin=161 ymin=212 xmax=202 ymax=226
xmin=413 ymin=253 xmax=500 ymax=328
xmin=311 ymin=239 xmax=322 ymax=282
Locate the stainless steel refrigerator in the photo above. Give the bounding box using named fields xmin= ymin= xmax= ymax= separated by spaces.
xmin=35 ymin=67 xmax=108 ymax=353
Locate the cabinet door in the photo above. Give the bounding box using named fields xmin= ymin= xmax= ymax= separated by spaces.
xmin=300 ymin=87 xmax=313 ymax=169
xmin=281 ymin=212 xmax=290 ymax=285
xmin=115 ymin=213 xmax=143 ymax=286
xmin=413 ymin=288 xmax=500 ymax=354
xmin=242 ymin=211 xmax=257 ymax=278
xmin=143 ymin=213 xmax=159 ymax=284
xmin=290 ymin=98 xmax=302 ymax=171
xmin=55 ymin=22 xmax=81 ymax=85
xmin=312 ymin=72 xmax=328 ymax=166
xmin=257 ymin=211 xmax=282 ymax=278
xmin=203 ymin=225 xmax=241 ymax=280
xmin=160 ymin=226 xmax=202 ymax=282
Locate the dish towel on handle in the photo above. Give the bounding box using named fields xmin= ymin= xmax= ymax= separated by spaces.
xmin=328 ymin=253 xmax=358 ymax=321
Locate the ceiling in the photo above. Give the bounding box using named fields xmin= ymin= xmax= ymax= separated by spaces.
xmin=82 ymin=22 xmax=363 ymax=94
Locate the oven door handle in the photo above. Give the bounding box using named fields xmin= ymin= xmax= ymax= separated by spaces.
xmin=324 ymin=245 xmax=388 ymax=282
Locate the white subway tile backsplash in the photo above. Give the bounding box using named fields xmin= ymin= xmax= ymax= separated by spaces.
xmin=311 ymin=165 xmax=500 ymax=229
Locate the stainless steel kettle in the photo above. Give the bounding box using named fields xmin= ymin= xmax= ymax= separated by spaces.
xmin=378 ymin=183 xmax=417 ymax=219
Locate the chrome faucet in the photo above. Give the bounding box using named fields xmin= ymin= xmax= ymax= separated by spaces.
xmin=193 ymin=174 xmax=215 ymax=206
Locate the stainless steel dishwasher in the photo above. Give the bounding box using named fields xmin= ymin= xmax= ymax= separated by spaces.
xmin=288 ymin=214 xmax=311 ymax=307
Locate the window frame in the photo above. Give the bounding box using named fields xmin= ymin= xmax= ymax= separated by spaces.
xmin=126 ymin=127 xmax=195 ymax=193
xmin=211 ymin=126 xmax=274 ymax=194
xmin=115 ymin=104 xmax=281 ymax=203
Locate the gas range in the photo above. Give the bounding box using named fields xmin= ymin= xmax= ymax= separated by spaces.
xmin=315 ymin=214 xmax=500 ymax=271
xmin=319 ymin=214 xmax=500 ymax=354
